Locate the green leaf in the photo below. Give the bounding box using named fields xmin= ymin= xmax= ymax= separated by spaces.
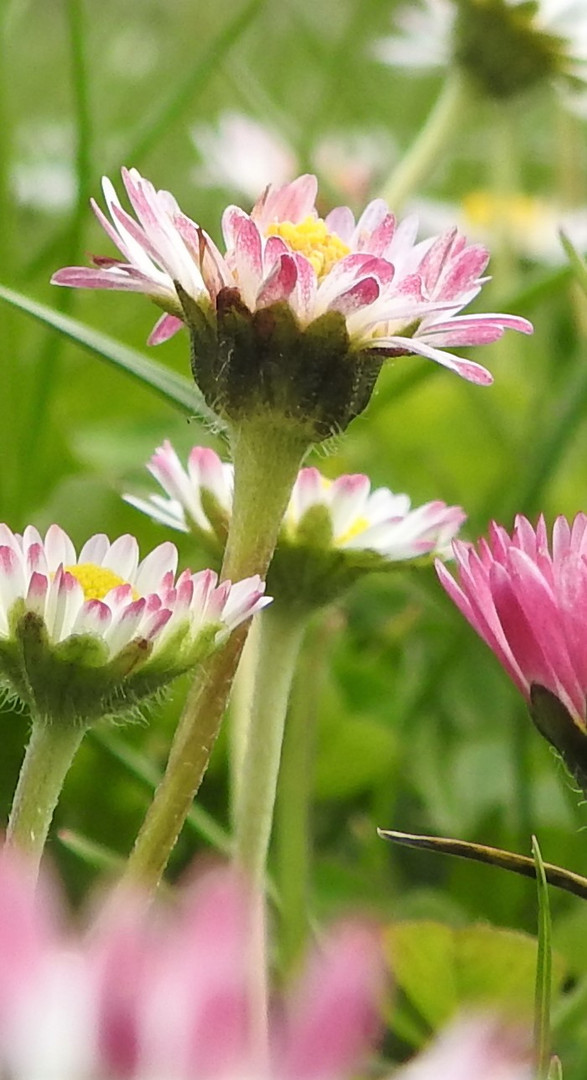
xmin=384 ymin=920 xmax=568 ymax=1034
xmin=0 ymin=284 xmax=219 ymax=424
xmin=533 ymin=835 xmax=553 ymax=1080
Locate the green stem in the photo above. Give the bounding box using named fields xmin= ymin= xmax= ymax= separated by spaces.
xmin=234 ymin=606 xmax=307 ymax=886
xmin=123 ymin=420 xmax=308 ymax=889
xmin=275 ymin=613 xmax=332 ymax=973
xmin=6 ymin=721 xmax=86 ymax=877
xmin=379 ymin=70 xmax=473 ymax=210
xmin=229 ymin=617 xmax=261 ymax=827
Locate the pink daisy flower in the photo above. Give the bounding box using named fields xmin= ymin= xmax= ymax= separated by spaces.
xmin=52 ymin=169 xmax=532 ymax=385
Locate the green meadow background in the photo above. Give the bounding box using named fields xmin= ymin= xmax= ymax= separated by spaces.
xmin=2 ymin=0 xmax=587 ymax=1069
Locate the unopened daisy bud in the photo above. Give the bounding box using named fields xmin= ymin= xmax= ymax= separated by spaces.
xmin=0 ymin=523 xmax=269 ymax=727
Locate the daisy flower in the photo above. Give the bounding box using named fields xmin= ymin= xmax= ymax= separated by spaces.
xmin=0 ymin=522 xmax=268 ymax=724
xmin=374 ymin=0 xmax=587 ymax=103
xmin=52 ymin=169 xmax=532 ymax=430
xmin=125 ymin=441 xmax=465 ymax=611
xmin=436 ymin=513 xmax=587 ymax=786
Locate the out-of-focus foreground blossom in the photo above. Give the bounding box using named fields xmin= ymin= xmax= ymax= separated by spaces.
xmin=394 ymin=1015 xmax=532 ymax=1079
xmin=374 ymin=0 xmax=587 ymax=104
xmin=436 ymin=514 xmax=587 ymax=782
xmin=125 ymin=440 xmax=465 ymax=562
xmin=0 ymin=523 xmax=268 ymax=724
xmin=0 ymin=853 xmax=384 ymax=1080
xmin=52 ymin=168 xmax=532 ymax=386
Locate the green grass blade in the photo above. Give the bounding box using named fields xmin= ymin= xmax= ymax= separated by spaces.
xmin=126 ymin=0 xmax=266 ymax=164
xmin=90 ymin=730 xmax=233 ymax=856
xmin=559 ymin=230 xmax=587 ymax=298
xmin=0 ymin=284 xmax=218 ymax=422
xmin=57 ymin=828 xmax=124 ymax=871
xmin=532 ymin=835 xmax=553 ymax=1080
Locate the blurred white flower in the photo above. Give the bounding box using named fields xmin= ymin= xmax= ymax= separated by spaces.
xmin=412 ymin=190 xmax=587 ymax=264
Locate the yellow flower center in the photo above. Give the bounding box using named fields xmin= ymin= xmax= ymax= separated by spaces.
xmin=266 ymin=216 xmax=350 ymax=280
xmin=336 ymin=517 xmax=369 ymax=547
xmin=65 ymin=563 xmax=135 ymax=601
xmin=462 ymin=190 xmax=546 ymax=234
xmin=316 ymin=477 xmax=369 ymax=546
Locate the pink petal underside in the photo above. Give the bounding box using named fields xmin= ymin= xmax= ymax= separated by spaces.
xmin=554 ymin=553 xmax=587 ymax=691
xmin=437 ymin=245 xmax=489 ymax=299
xmin=324 ymin=205 xmax=355 ymax=243
xmin=417 ymin=228 xmax=459 ymax=292
xmin=507 ymin=547 xmax=585 ymax=705
xmin=232 ymin=216 xmax=263 ymax=288
xmin=199 ymin=229 xmax=233 ymax=297
xmin=256 ymin=253 xmax=298 ymax=307
xmin=44 ymin=524 xmax=76 ymax=571
xmin=329 ymin=474 xmax=371 ymax=535
xmin=352 ymin=198 xmax=391 ymax=242
xmin=25 ymin=571 xmax=48 ymax=614
xmin=290 ymin=253 xmax=317 ymax=321
xmin=90 ymin=195 xmax=138 ymax=263
xmin=291 ymin=467 xmax=326 ymax=519
xmin=51 ymin=266 xmax=160 ymax=292
xmin=91 ymin=899 xmax=149 ymax=1077
xmin=221 ymin=205 xmax=251 ymax=252
xmin=440 ymin=548 xmax=530 ymax=695
xmin=110 ymin=202 xmax=173 ymax=273
xmin=189 ymin=568 xmax=220 ymax=613
xmin=487 ymin=522 xmax=511 ymax=564
xmin=148 ymin=313 xmax=184 ymax=346
xmin=490 ymin=558 xmax=579 ymax=710
xmin=134 ymin=542 xmax=178 ymax=595
xmin=570 ymin=513 xmax=587 ymax=558
xmin=253 ymin=173 xmax=319 ymax=228
xmin=378 ymin=335 xmax=494 ymax=385
xmin=328 ymin=276 xmax=380 ymax=316
xmin=355 ymin=211 xmax=397 ymax=258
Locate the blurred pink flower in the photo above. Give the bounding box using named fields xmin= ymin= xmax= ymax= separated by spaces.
xmin=395 ymin=1016 xmax=531 ymax=1079
xmin=52 ymin=169 xmax=532 ymax=384
xmin=0 ymin=853 xmax=383 ymax=1080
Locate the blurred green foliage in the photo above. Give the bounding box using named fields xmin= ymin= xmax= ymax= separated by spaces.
xmin=2 ymin=0 xmax=587 ymax=1069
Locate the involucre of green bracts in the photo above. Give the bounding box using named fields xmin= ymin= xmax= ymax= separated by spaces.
xmin=0 ymin=604 xmax=224 ymax=727
xmin=178 ymin=285 xmax=385 ymax=442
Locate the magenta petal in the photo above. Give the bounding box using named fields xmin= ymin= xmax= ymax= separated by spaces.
xmin=256 ymin=253 xmax=298 ymax=307
xmin=147 ymin=313 xmax=184 ymax=345
xmin=328 ymin=276 xmax=380 ymax=315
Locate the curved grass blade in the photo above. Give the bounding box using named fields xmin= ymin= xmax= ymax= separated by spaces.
xmin=0 ymin=283 xmax=219 ymax=424
xmin=90 ymin=730 xmax=232 ymax=857
xmin=57 ymin=828 xmax=123 ymax=871
xmin=378 ymin=829 xmax=587 ymax=901
xmin=533 ymin=836 xmax=553 ymax=1080
xmin=560 ymin=230 xmax=587 ymax=298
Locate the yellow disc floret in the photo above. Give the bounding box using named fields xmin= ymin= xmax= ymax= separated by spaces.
xmin=266 ymin=216 xmax=350 ymax=280
xmin=65 ymin=563 xmax=135 ymax=601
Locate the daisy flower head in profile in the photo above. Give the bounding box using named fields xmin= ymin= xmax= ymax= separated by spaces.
xmin=52 ymin=169 xmax=532 ymax=441
xmin=0 ymin=522 xmax=268 ymax=726
xmin=374 ymin=0 xmax=587 ymax=104
xmin=436 ymin=513 xmax=587 ymax=790
xmin=125 ymin=441 xmax=466 ymax=612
